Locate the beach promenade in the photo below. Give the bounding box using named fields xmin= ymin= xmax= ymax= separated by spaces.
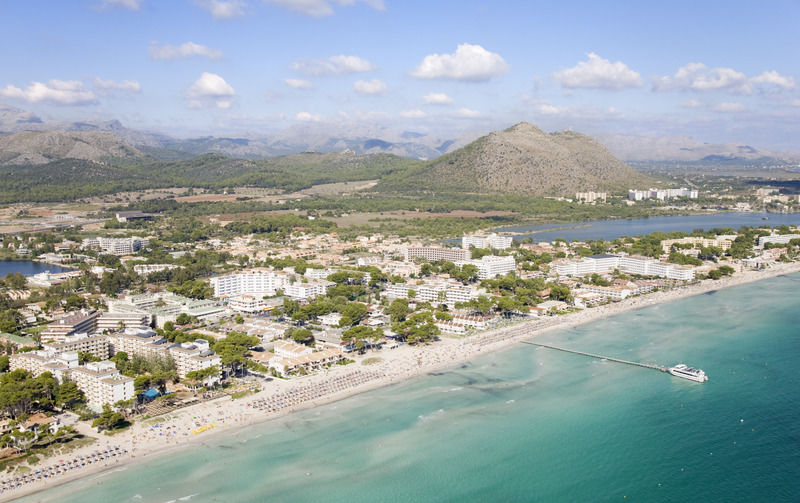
xmin=3 ymin=261 xmax=799 ymax=502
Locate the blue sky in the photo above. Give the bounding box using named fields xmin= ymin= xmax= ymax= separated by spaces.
xmin=2 ymin=0 xmax=799 ymax=148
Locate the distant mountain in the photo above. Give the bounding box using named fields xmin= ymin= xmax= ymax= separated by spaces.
xmin=377 ymin=122 xmax=653 ymax=196
xmin=595 ymin=133 xmax=800 ymax=163
xmin=0 ymin=130 xmax=144 ymax=166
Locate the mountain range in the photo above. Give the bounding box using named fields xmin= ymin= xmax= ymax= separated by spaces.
xmin=3 ymin=103 xmax=796 ymax=164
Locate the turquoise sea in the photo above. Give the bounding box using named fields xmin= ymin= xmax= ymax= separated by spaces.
xmin=19 ymin=273 xmax=800 ymax=502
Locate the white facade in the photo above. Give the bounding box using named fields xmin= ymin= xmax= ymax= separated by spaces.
xmin=69 ymin=361 xmax=135 ymax=411
xmin=556 ymin=254 xmax=696 ymax=281
xmin=210 ymin=270 xmax=284 ymax=298
xmin=461 ymin=233 xmax=513 ymax=250
xmin=227 ymin=294 xmax=266 ymax=313
xmin=283 ymin=281 xmax=334 ymax=300
xmin=404 ymin=247 xmax=470 ymax=262
xmin=758 ymin=233 xmax=800 ymax=247
xmin=628 ymin=188 xmax=698 ymax=201
xmin=133 ymin=264 xmax=178 ymax=275
xmin=455 ymin=255 xmax=516 ymax=279
xmin=82 ymin=237 xmax=148 ymax=255
xmin=385 ymin=280 xmax=479 ymax=308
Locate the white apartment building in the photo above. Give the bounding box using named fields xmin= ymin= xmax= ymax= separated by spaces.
xmin=757 ymin=233 xmax=800 ymax=247
xmin=661 ymin=235 xmax=737 ymax=254
xmin=628 ymin=188 xmax=698 ymax=201
xmin=404 ymin=247 xmax=470 ymax=262
xmin=461 ymin=233 xmax=513 ymax=250
xmin=10 ymin=352 xmax=133 ymax=411
xmin=82 ymin=237 xmax=148 ymax=255
xmin=107 ymin=328 xmax=221 ymax=378
xmin=69 ymin=361 xmax=135 ymax=411
xmin=575 ymin=192 xmax=608 ymax=204
xmin=40 ymin=309 xmax=101 ymax=343
xmin=304 ymin=268 xmax=335 ymax=280
xmin=455 ymin=255 xmax=516 ymax=279
xmin=169 ymin=340 xmax=222 ymax=378
xmin=42 ymin=334 xmax=110 ymax=360
xmin=269 ymin=341 xmax=343 ymax=377
xmin=97 ymin=311 xmax=152 ymax=332
xmin=385 ymin=280 xmax=479 ymax=308
xmin=227 ymin=294 xmax=267 ymax=313
xmin=9 ymin=351 xmax=78 ymax=381
xmin=210 ymin=270 xmax=285 ymax=298
xmin=133 ymin=264 xmax=179 ymax=275
xmin=555 ymin=254 xmax=696 ymax=281
xmin=283 ymin=280 xmax=334 ymax=300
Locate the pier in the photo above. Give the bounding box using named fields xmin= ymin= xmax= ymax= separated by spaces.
xmin=520 ymin=341 xmax=667 ymax=372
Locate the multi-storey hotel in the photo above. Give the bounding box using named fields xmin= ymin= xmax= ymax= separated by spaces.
xmin=461 ymin=233 xmax=513 ymax=250
xmin=555 ymin=254 xmax=695 ymax=281
xmin=210 ymin=270 xmax=285 ymax=298
xmin=40 ymin=309 xmax=101 ymax=343
xmin=404 ymin=247 xmax=470 ymax=262
xmin=455 ymin=255 xmax=516 ymax=279
xmin=68 ymin=361 xmax=135 ymax=411
xmin=42 ymin=334 xmax=110 ymax=360
xmin=82 ymin=236 xmax=148 ymax=255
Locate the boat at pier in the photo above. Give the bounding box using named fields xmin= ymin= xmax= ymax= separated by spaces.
xmin=668 ymin=364 xmax=708 ymax=382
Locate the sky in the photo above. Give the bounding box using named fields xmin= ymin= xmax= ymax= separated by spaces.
xmin=1 ymin=0 xmax=799 ymax=148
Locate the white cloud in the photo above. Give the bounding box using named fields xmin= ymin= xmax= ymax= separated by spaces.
xmin=792 ymin=99 xmax=800 ymax=107
xmin=0 ymin=79 xmax=97 ymax=105
xmin=653 ymin=63 xmax=753 ymax=94
xmin=713 ymin=101 xmax=746 ymax=113
xmin=353 ymin=79 xmax=386 ymax=96
xmin=196 ymin=0 xmax=245 ymax=19
xmin=553 ymin=53 xmax=642 ymax=90
xmin=751 ymin=70 xmax=796 ymax=90
xmin=682 ymin=99 xmax=703 ymax=108
xmin=399 ymin=109 xmax=426 ymax=118
xmin=267 ymin=0 xmax=384 ymax=17
xmin=93 ymin=78 xmax=142 ymax=93
xmin=187 ymin=72 xmax=235 ymax=109
xmin=285 ymin=78 xmax=313 ymax=89
xmin=411 ymin=43 xmax=509 ymax=82
xmin=453 ymin=107 xmax=480 ymax=118
xmin=290 ymin=55 xmax=375 ymax=76
xmin=102 ymin=0 xmax=142 ymax=10
xmin=149 ymin=41 xmax=223 ymax=60
xmin=296 ymin=111 xmax=322 ymax=121
xmin=537 ymin=103 xmax=562 ymax=115
xmin=422 ymin=92 xmax=453 ymax=105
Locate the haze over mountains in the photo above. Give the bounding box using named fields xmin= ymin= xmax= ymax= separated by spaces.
xmin=1 ymin=103 xmax=797 ymax=165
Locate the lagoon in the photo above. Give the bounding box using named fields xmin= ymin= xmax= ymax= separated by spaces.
xmin=497 ymin=211 xmax=800 ymax=242
xmin=0 ymin=260 xmax=72 ymax=277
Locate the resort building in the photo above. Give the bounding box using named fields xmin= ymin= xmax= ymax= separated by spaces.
xmin=168 ymin=340 xmax=222 ymax=378
xmin=97 ymin=311 xmax=152 ymax=332
xmin=42 ymin=334 xmax=110 ymax=360
xmin=107 ymin=328 xmax=170 ymax=360
xmin=456 ymin=255 xmax=516 ymax=279
xmin=575 ymin=192 xmax=608 ymax=204
xmin=404 ymin=247 xmax=470 ymax=263
xmin=628 ymin=188 xmax=698 ymax=201
xmin=555 ymin=254 xmax=696 ymax=281
xmin=81 ymin=237 xmax=149 ymax=255
xmin=385 ymin=280 xmax=480 ymax=308
xmin=210 ymin=270 xmax=285 ymax=298
xmin=9 ymin=350 xmax=78 ymax=381
xmin=107 ymin=328 xmax=221 ymax=379
xmin=40 ymin=309 xmax=101 ymax=343
xmin=107 ymin=292 xmax=225 ymax=328
xmin=757 ymin=233 xmax=800 ymax=247
xmin=661 ymin=235 xmax=737 ymax=254
xmin=227 ymin=294 xmax=268 ymax=313
xmin=26 ymin=270 xmax=82 ymax=288
xmin=133 ymin=264 xmax=179 ymax=275
xmin=68 ymin=361 xmax=135 ymax=411
xmin=115 ymin=211 xmax=154 ymax=223
xmin=461 ymin=233 xmax=513 ymax=250
xmin=283 ymin=280 xmax=334 ymax=300
xmin=269 ymin=341 xmax=343 ymax=377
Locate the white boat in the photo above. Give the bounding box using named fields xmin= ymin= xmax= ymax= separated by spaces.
xmin=668 ymin=364 xmax=708 ymax=382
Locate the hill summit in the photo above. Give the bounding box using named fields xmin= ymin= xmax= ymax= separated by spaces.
xmin=379 ymin=122 xmax=652 ymax=195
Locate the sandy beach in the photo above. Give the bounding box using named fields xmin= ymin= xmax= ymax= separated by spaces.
xmin=3 ymin=261 xmax=800 ymax=502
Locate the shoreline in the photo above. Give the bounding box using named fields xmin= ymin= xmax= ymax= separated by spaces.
xmin=4 ymin=260 xmax=800 ymax=501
